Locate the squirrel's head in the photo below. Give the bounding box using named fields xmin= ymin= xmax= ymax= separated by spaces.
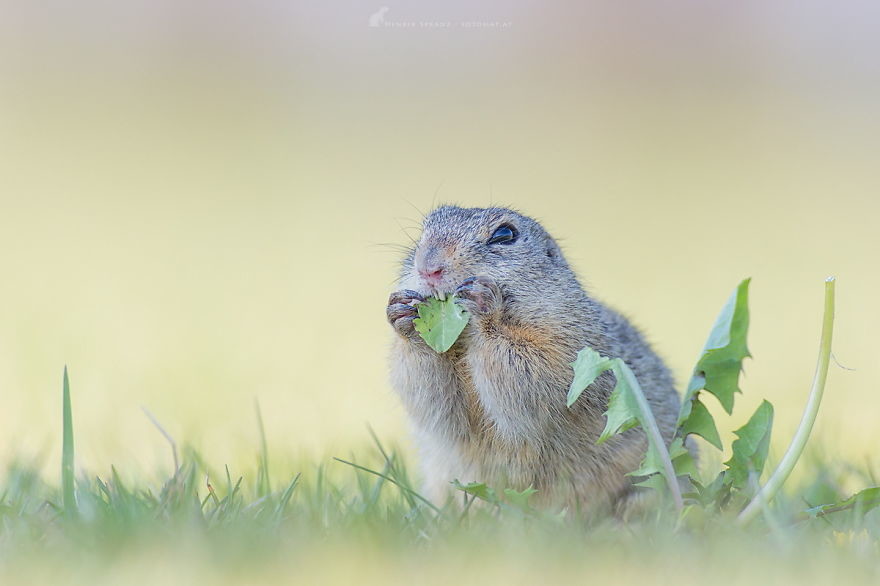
xmin=401 ymin=206 xmax=568 ymax=298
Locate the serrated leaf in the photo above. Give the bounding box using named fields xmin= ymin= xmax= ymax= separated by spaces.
xmin=724 ymin=400 xmax=774 ymax=490
xmin=413 ymin=296 xmax=470 ymax=353
xmin=451 ymin=480 xmax=498 ymax=503
xmin=567 ymin=347 xmax=616 ymax=407
xmin=628 ymin=442 xmax=664 ymax=479
xmin=669 ymin=438 xmax=700 ymax=478
xmin=596 ymin=370 xmax=640 ymax=444
xmin=634 ymin=474 xmax=668 ymax=491
xmin=806 ymin=487 xmax=880 ymax=518
xmin=679 ymin=398 xmax=722 ymax=450
xmin=689 ymin=472 xmax=729 ymax=507
xmin=629 ymin=437 xmax=696 ymax=480
xmin=682 ymin=279 xmax=751 ymax=415
xmin=569 ymin=347 xmax=680 ymax=504
xmin=503 ymin=487 xmax=538 ymax=511
xmin=568 ymin=347 xmax=640 ymax=442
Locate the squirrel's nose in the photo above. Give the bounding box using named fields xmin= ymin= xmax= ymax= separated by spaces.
xmin=418 ymin=267 xmax=444 ymax=285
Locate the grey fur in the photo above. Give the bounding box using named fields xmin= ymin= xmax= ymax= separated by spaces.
xmin=387 ymin=205 xmax=680 ymax=511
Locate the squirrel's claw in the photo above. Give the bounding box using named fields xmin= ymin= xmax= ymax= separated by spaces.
xmin=387 ymin=290 xmax=425 ymax=338
xmin=455 ymin=276 xmax=502 ymax=317
xmin=388 ymin=289 xmax=425 ymax=307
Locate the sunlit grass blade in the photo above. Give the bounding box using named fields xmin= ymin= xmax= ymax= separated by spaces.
xmin=366 ymin=425 xmax=413 ymax=506
xmin=333 ymin=457 xmax=442 ymax=514
xmin=142 ymin=407 xmax=179 ymax=474
xmin=61 ymin=365 xmax=77 ymax=517
xmin=255 ymin=398 xmax=271 ymax=497
xmin=272 ymin=473 xmax=301 ymax=520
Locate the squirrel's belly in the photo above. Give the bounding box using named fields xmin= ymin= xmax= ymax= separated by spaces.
xmin=417 ymin=428 xmax=545 ymax=497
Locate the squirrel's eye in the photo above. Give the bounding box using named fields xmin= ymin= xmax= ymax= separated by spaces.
xmin=487 ymin=224 xmax=518 ymax=245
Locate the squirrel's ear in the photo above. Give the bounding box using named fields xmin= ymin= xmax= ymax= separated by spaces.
xmin=545 ymin=239 xmax=564 ymax=264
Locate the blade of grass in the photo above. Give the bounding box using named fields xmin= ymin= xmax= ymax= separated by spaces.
xmin=738 ymin=277 xmax=836 ymax=524
xmin=333 ymin=457 xmax=442 ymax=514
xmin=365 ymin=460 xmax=392 ymax=510
xmin=142 ymin=407 xmax=179 ymax=474
xmin=273 ymin=473 xmax=302 ymax=520
xmin=365 ymin=426 xmax=419 ymax=511
xmin=255 ymin=398 xmax=270 ymax=497
xmin=61 ymin=366 xmax=77 ymax=517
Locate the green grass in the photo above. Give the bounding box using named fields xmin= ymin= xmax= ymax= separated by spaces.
xmin=2 ymin=367 xmax=879 ymax=585
xmin=2 ymin=431 xmax=880 ymax=585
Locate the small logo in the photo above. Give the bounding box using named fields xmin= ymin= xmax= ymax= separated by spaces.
xmin=367 ymin=6 xmax=511 ymax=30
xmin=369 ymin=6 xmax=390 ymax=28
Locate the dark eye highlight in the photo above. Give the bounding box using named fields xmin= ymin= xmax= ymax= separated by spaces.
xmin=487 ymin=224 xmax=518 ymax=245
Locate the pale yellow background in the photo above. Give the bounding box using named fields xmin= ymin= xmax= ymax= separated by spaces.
xmin=1 ymin=1 xmax=878 ymax=477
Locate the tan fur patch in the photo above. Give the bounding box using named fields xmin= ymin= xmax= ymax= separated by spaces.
xmin=499 ymin=323 xmax=567 ymax=362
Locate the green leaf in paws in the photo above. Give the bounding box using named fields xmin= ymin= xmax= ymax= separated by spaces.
xmin=413 ymin=296 xmax=470 ymax=353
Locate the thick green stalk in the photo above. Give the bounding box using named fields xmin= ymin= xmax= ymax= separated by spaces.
xmin=615 ymin=363 xmax=684 ymax=511
xmin=737 ymin=277 xmax=836 ymax=525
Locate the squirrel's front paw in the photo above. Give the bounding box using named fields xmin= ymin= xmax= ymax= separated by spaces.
xmin=455 ymin=276 xmax=502 ymax=317
xmin=387 ymin=289 xmax=425 ymax=339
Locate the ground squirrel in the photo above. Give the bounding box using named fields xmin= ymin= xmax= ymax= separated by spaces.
xmin=386 ymin=206 xmax=680 ymax=511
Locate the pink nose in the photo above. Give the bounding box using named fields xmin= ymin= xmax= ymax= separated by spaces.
xmin=419 ymin=268 xmax=444 ymax=284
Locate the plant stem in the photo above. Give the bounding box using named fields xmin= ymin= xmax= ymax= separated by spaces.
xmin=737 ymin=277 xmax=836 ymax=525
xmin=614 ymin=363 xmax=684 ymax=511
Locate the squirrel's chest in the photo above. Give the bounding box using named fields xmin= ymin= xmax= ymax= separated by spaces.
xmin=449 ymin=356 xmax=487 ymax=434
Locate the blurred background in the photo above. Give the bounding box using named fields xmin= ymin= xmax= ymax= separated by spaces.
xmin=1 ymin=1 xmax=878 ymax=478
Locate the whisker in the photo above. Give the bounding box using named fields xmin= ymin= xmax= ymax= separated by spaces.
xmin=369 ymin=242 xmax=414 ymax=255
